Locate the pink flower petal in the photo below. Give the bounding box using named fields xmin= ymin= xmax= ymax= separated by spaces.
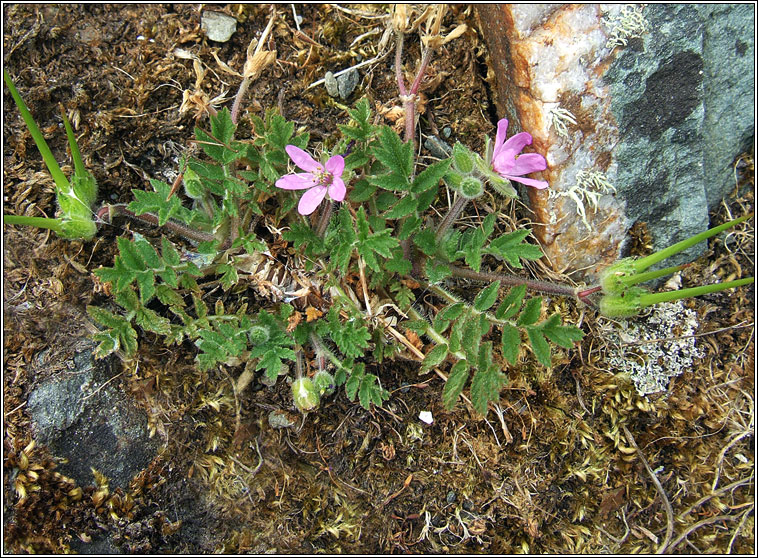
xmin=275 ymin=173 xmax=318 ymax=190
xmin=502 ymin=174 xmax=549 ymax=189
xmin=328 ymin=177 xmax=346 ymax=202
xmin=285 ymin=145 xmax=322 ymax=172
xmin=509 ymin=153 xmax=547 ymax=175
xmin=298 ymin=185 xmax=327 ymax=215
xmin=498 ymin=131 xmax=533 ymax=161
xmin=492 ymin=118 xmax=509 ymax=160
xmin=325 ymin=155 xmax=345 ymax=177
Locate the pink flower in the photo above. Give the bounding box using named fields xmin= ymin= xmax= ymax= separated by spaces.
xmin=491 ymin=119 xmax=548 ymax=189
xmin=275 ymin=145 xmax=347 ymax=215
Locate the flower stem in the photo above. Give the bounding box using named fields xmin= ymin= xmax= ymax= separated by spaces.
xmin=435 ymin=195 xmax=469 ymax=243
xmin=4 ymin=214 xmax=63 ymax=234
xmin=638 ymin=277 xmax=754 ymax=307
xmin=633 ymin=214 xmax=753 ymax=273
xmin=448 ymin=264 xmax=579 ymax=298
xmin=100 ymin=203 xmax=224 ymax=246
xmin=316 ymin=201 xmax=334 ymax=238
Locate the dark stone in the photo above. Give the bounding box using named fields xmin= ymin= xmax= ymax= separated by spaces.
xmin=27 ymin=343 xmax=159 ymax=489
xmin=623 ymin=51 xmax=703 ymax=142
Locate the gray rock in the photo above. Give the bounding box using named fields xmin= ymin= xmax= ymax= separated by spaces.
xmin=604 ymin=4 xmax=754 ymax=267
xmin=424 ymin=135 xmax=453 ymax=159
xmin=477 ymin=5 xmax=754 ymax=276
xmin=337 ymin=68 xmax=359 ymax=99
xmin=201 ymin=11 xmax=237 ymax=43
xmin=324 ymin=71 xmax=339 ymax=97
xmin=27 ymin=344 xmax=158 ymax=489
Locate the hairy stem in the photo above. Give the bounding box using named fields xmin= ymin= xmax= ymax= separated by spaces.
xmin=100 ymin=203 xmax=226 ymax=247
xmin=448 ymin=264 xmax=579 ymax=298
xmin=316 ymin=200 xmax=334 ymax=238
xmin=435 ymin=195 xmax=469 ymax=243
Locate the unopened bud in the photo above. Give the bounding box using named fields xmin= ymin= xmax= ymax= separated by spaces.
xmin=292 ymin=377 xmax=320 ymax=412
xmin=452 ymin=142 xmax=474 ymax=174
xmin=248 ymin=325 xmax=270 ymax=344
xmin=459 ymin=176 xmax=484 ymax=199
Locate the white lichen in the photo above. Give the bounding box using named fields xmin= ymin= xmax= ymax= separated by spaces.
xmin=548 ymin=106 xmax=578 ymax=140
xmin=604 ymin=5 xmax=648 ymax=49
xmin=600 ymin=300 xmax=704 ymax=397
xmin=549 ymin=169 xmax=616 ymax=231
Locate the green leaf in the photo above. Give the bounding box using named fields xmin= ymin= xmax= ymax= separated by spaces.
xmin=87 ymin=305 xmax=138 ymax=358
xmin=425 ymin=260 xmax=451 ymax=284
xmin=135 ymin=305 xmax=171 ymax=336
xmin=500 ymin=323 xmax=520 ymax=365
xmin=495 ymin=285 xmax=526 ymax=320
xmin=348 ymin=178 xmax=377 ymax=202
xmin=442 ymin=359 xmax=470 ymax=410
xmin=358 ymin=372 xmax=389 ymax=409
xmin=474 ymin=281 xmax=501 ymax=312
xmin=421 ymin=343 xmax=449 ymax=372
xmin=439 ymin=302 xmax=465 ymax=322
xmin=210 ymin=107 xmax=236 ymax=145
xmin=517 ymin=296 xmax=543 ymax=326
xmin=374 ymin=126 xmax=413 ymax=178
xmin=383 ymin=195 xmax=418 ymax=219
xmin=413 ymin=228 xmax=437 ymax=256
xmin=411 ymin=158 xmax=452 ymax=193
xmin=486 ymin=229 xmax=543 ymax=269
xmin=539 ymin=313 xmax=584 ymax=349
xmin=328 ymin=307 xmax=371 ymax=359
xmin=128 ymin=180 xmax=190 ymax=226
xmin=527 ymin=328 xmax=552 ymax=367
xmin=470 ymin=343 xmax=506 ymax=415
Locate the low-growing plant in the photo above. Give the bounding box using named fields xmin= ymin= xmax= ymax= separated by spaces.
xmin=3 ymin=9 xmax=753 ymax=417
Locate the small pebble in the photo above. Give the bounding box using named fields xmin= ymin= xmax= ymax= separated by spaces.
xmin=201 ymin=11 xmax=237 ymax=43
xmin=337 ymin=68 xmax=359 ymax=99
xmin=462 ymin=499 xmax=475 ymax=512
xmin=268 ymin=409 xmax=297 ymax=429
xmin=442 ymin=126 xmax=452 ymax=138
xmin=324 ymin=71 xmax=339 ymax=97
xmin=424 ymin=135 xmax=452 ymax=158
xmin=446 ymin=490 xmax=457 ymax=504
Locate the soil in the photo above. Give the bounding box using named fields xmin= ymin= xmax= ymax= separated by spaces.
xmin=3 ymin=5 xmax=755 ymax=554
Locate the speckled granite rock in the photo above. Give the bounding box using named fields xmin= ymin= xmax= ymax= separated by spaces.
xmin=476 ymin=4 xmax=754 ymax=278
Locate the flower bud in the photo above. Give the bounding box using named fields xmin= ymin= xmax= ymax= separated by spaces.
xmin=59 ymin=216 xmax=97 ymax=240
xmin=313 ymin=370 xmax=335 ymax=396
xmin=452 ymin=142 xmax=475 ymax=174
xmin=248 ymin=324 xmax=270 ymax=345
xmin=292 ymin=377 xmax=320 ymax=412
xmin=459 ymin=176 xmax=484 ymax=199
xmin=183 ymin=166 xmax=205 ymax=200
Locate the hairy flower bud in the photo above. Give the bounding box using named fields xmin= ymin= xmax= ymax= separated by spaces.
xmin=248 ymin=325 xmax=270 ymax=345
xmin=598 ymin=287 xmax=646 ymax=318
xmin=459 ymin=176 xmax=484 ymax=199
xmin=598 ymin=258 xmax=638 ymax=295
xmin=452 ymin=142 xmax=475 ymax=174
xmin=313 ymin=370 xmax=335 ymax=396
xmin=292 ymin=377 xmax=320 ymax=412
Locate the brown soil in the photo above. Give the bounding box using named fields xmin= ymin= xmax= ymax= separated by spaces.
xmin=3 ymin=5 xmax=755 ymax=554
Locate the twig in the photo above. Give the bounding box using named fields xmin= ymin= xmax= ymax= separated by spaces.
xmin=727 ymin=505 xmax=754 ymax=554
xmin=622 ymin=425 xmax=674 ymax=554
xmin=665 ymin=514 xmax=741 ymax=552
xmin=305 ymin=46 xmax=392 ymax=91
